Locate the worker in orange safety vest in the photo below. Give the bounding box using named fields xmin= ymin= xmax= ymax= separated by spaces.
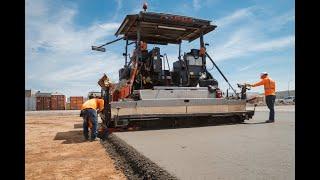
xmin=80 ymin=98 xmax=104 ymax=141
xmin=248 ymin=72 xmax=276 ymax=123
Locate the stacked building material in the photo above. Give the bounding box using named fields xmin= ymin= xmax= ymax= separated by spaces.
xmin=70 ymin=96 xmax=84 ymax=110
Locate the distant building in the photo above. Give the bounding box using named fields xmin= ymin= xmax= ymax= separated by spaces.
xmin=25 ymin=90 xmax=36 ymax=111
xmin=244 ymin=90 xmax=295 ymax=105
xmin=275 ymin=90 xmax=295 ymax=99
xmin=51 ymin=92 xmax=64 ymax=95
xmin=35 ymin=91 xmax=51 ymax=97
xmin=25 ymin=89 xmax=32 ymax=97
xmin=248 ymin=90 xmax=295 ymax=99
xmin=25 ymin=89 xmax=37 ymax=97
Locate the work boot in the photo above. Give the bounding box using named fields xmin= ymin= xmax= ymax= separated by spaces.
xmin=90 ymin=138 xmax=99 ymax=142
xmin=265 ymin=120 xmax=275 ymax=123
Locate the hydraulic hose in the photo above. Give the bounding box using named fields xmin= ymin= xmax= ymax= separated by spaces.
xmin=205 ymin=52 xmax=238 ymax=98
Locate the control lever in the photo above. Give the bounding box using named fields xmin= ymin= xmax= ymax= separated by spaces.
xmin=237 ymin=83 xmax=251 ymax=100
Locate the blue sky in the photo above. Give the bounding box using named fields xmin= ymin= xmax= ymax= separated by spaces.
xmin=26 ymin=0 xmax=294 ymax=97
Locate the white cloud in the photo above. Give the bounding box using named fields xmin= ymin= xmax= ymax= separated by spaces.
xmin=37 ymin=53 xmax=123 ymax=83
xmin=237 ymin=62 xmax=260 ymax=72
xmin=26 ymin=0 xmax=123 ymax=96
xmin=175 ymin=0 xmax=220 ymax=15
xmin=193 ymin=0 xmax=201 ymax=11
xmin=25 ymin=1 xmax=294 ymax=96
xmin=25 ymin=0 xmax=48 ymax=17
xmin=217 ymin=53 xmax=294 ymax=92
xmin=204 ymin=7 xmax=294 ymax=92
xmin=98 ymin=22 xmax=120 ymax=30
xmin=215 ymin=7 xmax=254 ymax=28
xmin=252 ymin=36 xmax=294 ymax=51
xmin=208 ymin=7 xmax=295 ymax=62
xmin=212 ymin=35 xmax=294 ymax=61
xmin=27 ymin=7 xmax=120 ymax=54
xmin=111 ymin=0 xmax=123 ymax=21
xmin=268 ymin=10 xmax=295 ymax=32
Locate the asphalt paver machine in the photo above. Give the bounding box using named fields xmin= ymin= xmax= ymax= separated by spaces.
xmin=93 ymin=4 xmax=255 ymax=130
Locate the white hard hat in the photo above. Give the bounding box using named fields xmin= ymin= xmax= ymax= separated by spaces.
xmin=260 ymin=72 xmax=268 ymax=76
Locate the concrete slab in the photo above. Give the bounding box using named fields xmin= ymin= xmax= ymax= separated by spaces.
xmin=113 ymin=109 xmax=295 ymax=180
xmin=247 ymin=105 xmax=295 ymax=112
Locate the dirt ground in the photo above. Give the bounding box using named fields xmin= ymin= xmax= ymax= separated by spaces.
xmin=25 ymin=111 xmax=126 ymax=180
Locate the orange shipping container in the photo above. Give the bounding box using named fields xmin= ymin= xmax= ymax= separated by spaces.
xmin=36 ymin=97 xmax=51 ymax=110
xmin=70 ymin=96 xmax=83 ymax=110
xmin=51 ymin=95 xmax=66 ymax=110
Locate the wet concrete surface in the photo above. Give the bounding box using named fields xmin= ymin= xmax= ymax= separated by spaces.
xmin=113 ymin=106 xmax=295 ymax=180
xmin=103 ymin=135 xmax=178 ymax=180
xmin=246 ymin=105 xmax=294 ymax=112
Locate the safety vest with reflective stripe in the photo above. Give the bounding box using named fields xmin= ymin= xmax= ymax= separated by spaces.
xmin=252 ymin=77 xmax=276 ymax=96
xmin=81 ymin=98 xmax=104 ymax=111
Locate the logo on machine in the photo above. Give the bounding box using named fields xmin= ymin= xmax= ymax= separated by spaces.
xmin=160 ymin=15 xmax=194 ymax=23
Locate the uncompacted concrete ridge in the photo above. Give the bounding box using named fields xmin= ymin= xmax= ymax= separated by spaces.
xmin=113 ymin=105 xmax=295 ymax=180
xmin=25 ymin=111 xmax=126 ymax=180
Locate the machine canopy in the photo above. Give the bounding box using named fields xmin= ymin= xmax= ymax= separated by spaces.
xmin=115 ymin=12 xmax=217 ymax=45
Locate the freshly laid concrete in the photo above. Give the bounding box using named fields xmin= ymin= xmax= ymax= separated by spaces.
xmin=113 ymin=106 xmax=295 ymax=180
xmin=246 ymin=105 xmax=295 ymax=112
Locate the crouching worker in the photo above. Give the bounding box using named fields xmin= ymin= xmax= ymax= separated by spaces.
xmin=80 ymin=98 xmax=104 ymax=141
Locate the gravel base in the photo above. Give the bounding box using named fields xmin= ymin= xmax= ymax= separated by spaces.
xmin=101 ymin=134 xmax=177 ymax=180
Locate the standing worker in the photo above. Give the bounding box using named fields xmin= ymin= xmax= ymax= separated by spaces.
xmin=248 ymin=72 xmax=276 ymax=123
xmin=80 ymin=98 xmax=104 ymax=141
